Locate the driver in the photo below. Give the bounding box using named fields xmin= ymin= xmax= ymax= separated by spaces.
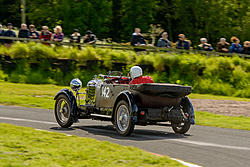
xmin=129 ymin=66 xmax=154 ymax=84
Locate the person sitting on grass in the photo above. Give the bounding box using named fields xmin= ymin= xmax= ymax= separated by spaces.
xmin=40 ymin=26 xmax=52 ymax=45
xmin=216 ymin=38 xmax=230 ymax=53
xmin=198 ymin=38 xmax=213 ymax=51
xmin=0 ymin=24 xmax=5 ymax=45
xmin=53 ymin=26 xmax=64 ymax=43
xmin=29 ymin=24 xmax=40 ymax=39
xmin=176 ymin=34 xmax=190 ymax=50
xmin=83 ymin=30 xmax=96 ymax=44
xmin=3 ymin=23 xmax=16 ymax=46
xmin=18 ymin=24 xmax=29 ymax=38
xmin=129 ymin=66 xmax=154 ymax=84
xmin=157 ymin=32 xmax=171 ymax=48
xmin=131 ymin=28 xmax=146 ymax=46
xmin=242 ymin=41 xmax=250 ymax=55
xmin=230 ymin=36 xmax=243 ymax=53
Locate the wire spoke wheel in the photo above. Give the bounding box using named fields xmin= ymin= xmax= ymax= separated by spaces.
xmin=117 ymin=105 xmax=129 ymax=132
xmin=56 ymin=99 xmax=70 ymax=124
xmin=54 ymin=94 xmax=74 ymax=128
xmin=171 ymin=105 xmax=191 ymax=134
xmin=114 ymin=100 xmax=134 ymax=136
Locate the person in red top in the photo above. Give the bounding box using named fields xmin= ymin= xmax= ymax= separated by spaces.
xmin=129 ymin=66 xmax=154 ymax=84
xmin=40 ymin=26 xmax=52 ymax=45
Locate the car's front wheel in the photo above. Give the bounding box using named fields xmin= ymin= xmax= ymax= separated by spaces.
xmin=114 ymin=100 xmax=134 ymax=136
xmin=55 ymin=94 xmax=74 ymax=128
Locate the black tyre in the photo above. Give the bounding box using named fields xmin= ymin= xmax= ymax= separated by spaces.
xmin=171 ymin=121 xmax=191 ymax=134
xmin=54 ymin=94 xmax=74 ymax=128
xmin=114 ymin=100 xmax=134 ymax=136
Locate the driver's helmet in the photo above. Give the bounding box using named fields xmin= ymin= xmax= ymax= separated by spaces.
xmin=130 ymin=66 xmax=142 ymax=79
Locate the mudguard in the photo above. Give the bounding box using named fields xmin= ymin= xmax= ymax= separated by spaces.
xmin=113 ymin=91 xmax=138 ymax=123
xmin=54 ymin=88 xmax=78 ymax=122
xmin=182 ymin=96 xmax=195 ymax=124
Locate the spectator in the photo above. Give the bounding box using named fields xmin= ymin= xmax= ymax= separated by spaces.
xmin=53 ymin=26 xmax=64 ymax=42
xmin=216 ymin=38 xmax=230 ymax=53
xmin=0 ymin=24 xmax=5 ymax=44
xmin=83 ymin=30 xmax=96 ymax=44
xmin=157 ymin=32 xmax=171 ymax=48
xmin=40 ymin=26 xmax=52 ymax=45
xmin=198 ymin=38 xmax=213 ymax=51
xmin=230 ymin=36 xmax=243 ymax=53
xmin=242 ymin=41 xmax=250 ymax=55
xmin=176 ymin=34 xmax=190 ymax=50
xmin=18 ymin=24 xmax=29 ymax=38
xmin=131 ymin=28 xmax=146 ymax=46
xmin=3 ymin=23 xmax=16 ymax=46
xmin=70 ymin=29 xmax=81 ymax=43
xmin=29 ymin=25 xmax=40 ymax=39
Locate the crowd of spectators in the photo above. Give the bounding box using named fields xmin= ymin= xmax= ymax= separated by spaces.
xmin=0 ymin=23 xmax=249 ymax=55
xmin=0 ymin=23 xmax=97 ymax=47
xmin=128 ymin=27 xmax=248 ymax=55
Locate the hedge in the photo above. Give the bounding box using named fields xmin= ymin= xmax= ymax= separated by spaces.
xmin=0 ymin=42 xmax=249 ymax=98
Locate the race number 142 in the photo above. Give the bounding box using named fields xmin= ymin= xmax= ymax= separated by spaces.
xmin=101 ymin=86 xmax=110 ymax=98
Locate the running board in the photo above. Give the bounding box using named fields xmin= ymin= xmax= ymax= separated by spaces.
xmin=90 ymin=114 xmax=112 ymax=119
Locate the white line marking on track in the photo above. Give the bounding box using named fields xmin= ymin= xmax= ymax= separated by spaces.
xmin=148 ymin=152 xmax=202 ymax=167
xmin=169 ymin=139 xmax=250 ymax=151
xmin=171 ymin=158 xmax=202 ymax=167
xmin=1 ymin=116 xmax=250 ymax=151
xmin=0 ymin=116 xmax=57 ymax=125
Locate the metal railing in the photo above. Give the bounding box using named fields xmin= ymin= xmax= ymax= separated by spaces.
xmin=0 ymin=36 xmax=249 ymax=59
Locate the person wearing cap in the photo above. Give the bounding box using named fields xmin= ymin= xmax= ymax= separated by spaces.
xmin=197 ymin=38 xmax=213 ymax=51
xmin=3 ymin=23 xmax=16 ymax=45
xmin=29 ymin=24 xmax=40 ymax=39
xmin=53 ymin=26 xmax=64 ymax=42
xmin=40 ymin=26 xmax=52 ymax=45
xmin=70 ymin=29 xmax=81 ymax=49
xmin=70 ymin=29 xmax=81 ymax=43
xmin=83 ymin=30 xmax=96 ymax=44
xmin=230 ymin=36 xmax=243 ymax=53
xmin=216 ymin=38 xmax=230 ymax=53
xmin=18 ymin=24 xmax=29 ymax=38
xmin=176 ymin=34 xmax=190 ymax=50
xmin=157 ymin=32 xmax=171 ymax=48
xmin=129 ymin=66 xmax=154 ymax=84
xmin=0 ymin=24 xmax=5 ymax=44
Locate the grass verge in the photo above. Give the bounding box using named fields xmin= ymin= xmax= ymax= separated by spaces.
xmin=189 ymin=93 xmax=250 ymax=102
xmin=195 ymin=111 xmax=250 ymax=131
xmin=0 ymin=123 xmax=184 ymax=167
xmin=0 ymin=82 xmax=249 ymax=131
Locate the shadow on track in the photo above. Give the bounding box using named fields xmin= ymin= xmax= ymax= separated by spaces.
xmin=50 ymin=124 xmax=191 ymax=141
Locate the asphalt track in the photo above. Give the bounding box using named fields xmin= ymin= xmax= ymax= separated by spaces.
xmin=0 ymin=105 xmax=250 ymax=167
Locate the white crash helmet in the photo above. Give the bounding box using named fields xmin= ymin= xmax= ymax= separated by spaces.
xmin=130 ymin=66 xmax=143 ymax=79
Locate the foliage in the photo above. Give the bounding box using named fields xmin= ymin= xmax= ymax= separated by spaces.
xmin=0 ymin=43 xmax=249 ymax=98
xmin=1 ymin=0 xmax=249 ymax=46
xmin=0 ymin=123 xmax=184 ymax=167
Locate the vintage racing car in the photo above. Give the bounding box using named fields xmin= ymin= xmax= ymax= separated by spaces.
xmin=54 ymin=71 xmax=195 ymax=136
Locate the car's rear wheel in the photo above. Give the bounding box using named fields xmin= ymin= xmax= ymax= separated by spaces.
xmin=114 ymin=100 xmax=134 ymax=136
xmin=55 ymin=94 xmax=74 ymax=128
xmin=171 ymin=121 xmax=191 ymax=134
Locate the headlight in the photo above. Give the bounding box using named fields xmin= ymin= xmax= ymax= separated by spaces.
xmin=70 ymin=78 xmax=82 ymax=92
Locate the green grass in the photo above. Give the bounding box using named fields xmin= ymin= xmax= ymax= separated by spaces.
xmin=0 ymin=81 xmax=249 ymax=131
xmin=195 ymin=111 xmax=250 ymax=131
xmin=0 ymin=123 xmax=184 ymax=167
xmin=0 ymin=82 xmax=67 ymax=109
xmin=189 ymin=93 xmax=250 ymax=102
